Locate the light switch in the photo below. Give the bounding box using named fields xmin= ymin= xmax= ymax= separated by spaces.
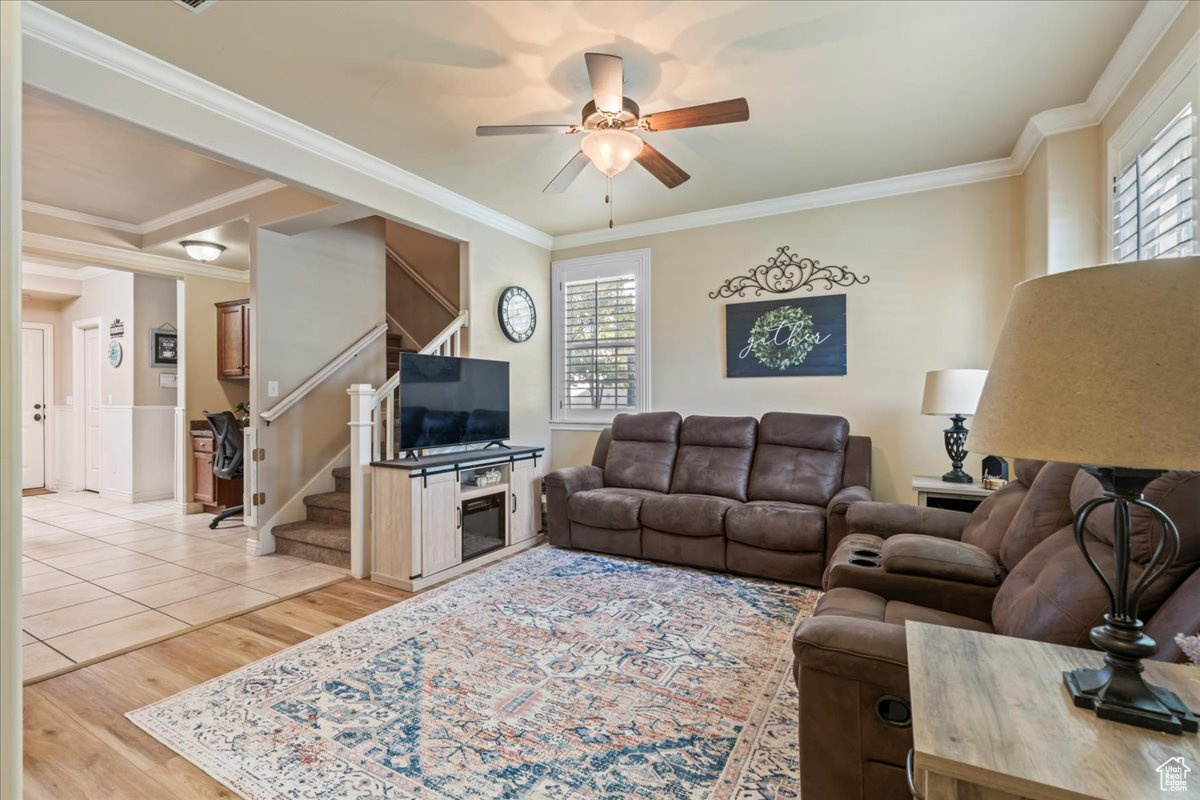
xmin=267 ymin=381 xmax=280 ymax=398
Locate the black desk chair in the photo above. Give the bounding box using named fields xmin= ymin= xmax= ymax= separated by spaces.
xmin=204 ymin=410 xmax=244 ymax=529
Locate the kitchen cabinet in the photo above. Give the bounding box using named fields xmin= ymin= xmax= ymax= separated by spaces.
xmin=216 ymin=298 xmax=250 ymax=380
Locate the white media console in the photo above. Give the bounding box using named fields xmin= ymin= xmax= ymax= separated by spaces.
xmin=370 ymin=445 xmax=545 ymax=591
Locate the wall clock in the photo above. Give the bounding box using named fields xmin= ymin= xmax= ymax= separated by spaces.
xmin=107 ymin=339 xmax=124 ymax=367
xmin=498 ymin=286 xmax=536 ymax=343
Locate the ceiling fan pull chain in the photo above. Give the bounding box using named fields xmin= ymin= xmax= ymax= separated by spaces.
xmin=608 ymin=175 xmax=614 ymax=229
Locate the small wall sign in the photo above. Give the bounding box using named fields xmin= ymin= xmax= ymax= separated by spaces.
xmin=109 ymin=318 xmax=125 ymax=338
xmin=150 ymin=327 xmax=178 ymax=368
xmin=725 ymin=294 xmax=847 ymax=377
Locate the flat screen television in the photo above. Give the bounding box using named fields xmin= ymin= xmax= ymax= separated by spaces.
xmin=398 ymin=353 xmax=510 ymax=451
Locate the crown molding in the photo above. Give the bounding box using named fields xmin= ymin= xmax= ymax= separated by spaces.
xmin=21 ymin=3 xmax=553 ymax=250
xmin=140 ymin=177 xmax=283 ymax=233
xmin=22 ymin=201 xmax=143 ymax=234
xmin=553 ymin=158 xmax=1020 ymax=250
xmin=22 ymin=259 xmax=110 ymax=281
xmin=22 ymin=231 xmax=250 ymax=282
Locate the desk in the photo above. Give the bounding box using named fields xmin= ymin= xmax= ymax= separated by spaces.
xmin=191 ymin=425 xmax=243 ymax=514
xmin=907 ymin=622 xmax=1200 ymax=799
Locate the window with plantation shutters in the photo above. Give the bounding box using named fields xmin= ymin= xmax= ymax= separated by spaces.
xmin=1112 ymin=103 xmax=1196 ymax=262
xmin=551 ymin=249 xmax=650 ymax=424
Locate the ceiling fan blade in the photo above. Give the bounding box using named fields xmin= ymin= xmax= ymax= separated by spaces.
xmin=544 ymin=151 xmax=591 ymax=194
xmin=476 ymin=124 xmax=576 ymax=136
xmin=635 ymin=141 xmax=690 ymax=189
xmin=584 ymin=52 xmax=624 ymax=115
xmin=642 ymin=98 xmax=749 ymax=131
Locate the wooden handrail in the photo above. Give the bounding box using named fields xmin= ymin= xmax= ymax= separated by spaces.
xmin=260 ymin=322 xmax=388 ymax=424
xmin=386 ymin=245 xmax=458 ymax=316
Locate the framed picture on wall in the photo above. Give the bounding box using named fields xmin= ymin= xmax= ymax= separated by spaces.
xmin=725 ymin=294 xmax=847 ymax=377
xmin=150 ymin=327 xmax=178 ymax=368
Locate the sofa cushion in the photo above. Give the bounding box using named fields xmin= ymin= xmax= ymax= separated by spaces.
xmin=641 ymin=493 xmax=739 ymax=537
xmin=603 ymin=412 xmax=682 ymax=494
xmin=747 ymin=413 xmax=849 ymax=505
xmin=726 ymin=500 xmax=826 ymax=552
xmin=567 ymin=487 xmax=661 ymax=530
xmin=996 ymin=461 xmax=1078 ymax=571
xmin=669 ymin=415 xmax=757 ymax=500
xmin=879 ymin=534 xmax=1002 ymax=586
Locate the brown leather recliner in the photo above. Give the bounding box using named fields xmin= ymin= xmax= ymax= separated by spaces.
xmin=791 ymin=470 xmax=1200 ymax=800
xmin=543 ymin=411 xmax=872 ymax=585
xmin=824 ymin=460 xmax=1078 ymax=620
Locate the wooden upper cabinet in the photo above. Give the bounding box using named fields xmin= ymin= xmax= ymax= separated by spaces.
xmin=216 ymin=298 xmax=250 ymax=380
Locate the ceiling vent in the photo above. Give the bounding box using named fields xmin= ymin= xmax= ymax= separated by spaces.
xmin=172 ymin=0 xmax=217 ymax=12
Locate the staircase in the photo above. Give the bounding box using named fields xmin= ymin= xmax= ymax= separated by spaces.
xmin=272 ymin=466 xmax=353 ymax=569
xmin=386 ymin=332 xmax=417 ymax=374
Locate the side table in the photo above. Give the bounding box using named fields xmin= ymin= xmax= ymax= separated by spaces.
xmin=906 ymin=621 xmax=1200 ymax=799
xmin=912 ymin=475 xmax=994 ymax=512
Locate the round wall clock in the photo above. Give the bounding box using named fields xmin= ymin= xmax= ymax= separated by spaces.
xmin=107 ymin=339 xmax=123 ymax=367
xmin=498 ymin=286 xmax=536 ymax=343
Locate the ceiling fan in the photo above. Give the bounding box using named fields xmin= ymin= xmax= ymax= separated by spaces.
xmin=477 ymin=52 xmax=749 ymax=222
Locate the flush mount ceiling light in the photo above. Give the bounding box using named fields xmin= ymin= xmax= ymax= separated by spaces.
xmin=180 ymin=240 xmax=226 ymax=263
xmin=580 ymin=129 xmax=644 ymax=177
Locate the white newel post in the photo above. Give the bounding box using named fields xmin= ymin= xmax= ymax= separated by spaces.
xmin=348 ymin=384 xmax=374 ymax=579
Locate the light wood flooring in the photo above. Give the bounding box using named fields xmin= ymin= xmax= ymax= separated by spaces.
xmin=23 ymin=578 xmax=414 ymax=799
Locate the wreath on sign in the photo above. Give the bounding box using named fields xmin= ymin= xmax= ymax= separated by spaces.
xmin=750 ymin=306 xmax=816 ymax=370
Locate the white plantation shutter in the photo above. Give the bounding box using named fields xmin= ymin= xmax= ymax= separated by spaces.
xmin=552 ymin=250 xmax=651 ymax=424
xmin=1113 ymin=104 xmax=1197 ymax=262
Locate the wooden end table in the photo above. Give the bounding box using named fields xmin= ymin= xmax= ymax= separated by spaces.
xmin=912 ymin=475 xmax=995 ymax=512
xmin=906 ymin=621 xmax=1200 ymax=799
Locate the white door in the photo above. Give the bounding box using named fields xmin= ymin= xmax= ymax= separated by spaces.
xmin=21 ymin=327 xmax=46 ymax=489
xmin=83 ymin=327 xmax=102 ymax=492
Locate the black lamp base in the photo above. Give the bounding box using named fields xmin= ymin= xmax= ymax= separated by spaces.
xmin=940 ymin=414 xmax=973 ymax=483
xmin=1064 ymin=664 xmax=1199 ymax=734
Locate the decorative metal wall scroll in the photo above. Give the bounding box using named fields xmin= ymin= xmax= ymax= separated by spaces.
xmin=708 ymin=246 xmax=869 ymax=299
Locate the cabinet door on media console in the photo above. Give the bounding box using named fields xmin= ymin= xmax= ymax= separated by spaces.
xmin=421 ymin=471 xmax=460 ymax=576
xmin=510 ymin=459 xmax=542 ymax=544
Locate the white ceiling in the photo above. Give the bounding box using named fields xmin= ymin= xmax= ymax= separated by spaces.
xmin=38 ymin=0 xmax=1145 ymax=236
xmin=23 ymin=91 xmax=266 ymax=226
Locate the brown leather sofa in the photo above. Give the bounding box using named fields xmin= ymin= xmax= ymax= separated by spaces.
xmin=544 ymin=411 xmax=872 ymax=585
xmin=792 ymin=469 xmax=1200 ymax=800
xmin=823 ymin=459 xmax=1078 ymax=620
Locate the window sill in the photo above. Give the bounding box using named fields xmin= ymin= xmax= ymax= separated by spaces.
xmin=548 ymin=421 xmax=612 ymax=432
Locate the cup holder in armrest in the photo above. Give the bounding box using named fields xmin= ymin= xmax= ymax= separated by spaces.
xmin=849 ymin=558 xmax=881 ymax=568
xmin=851 ymin=549 xmax=881 ymax=558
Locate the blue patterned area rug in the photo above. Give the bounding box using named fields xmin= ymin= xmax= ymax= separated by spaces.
xmin=129 ymin=546 xmax=817 ymax=799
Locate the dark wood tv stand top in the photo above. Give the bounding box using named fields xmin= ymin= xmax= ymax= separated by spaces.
xmin=371 ymin=445 xmax=544 ymax=476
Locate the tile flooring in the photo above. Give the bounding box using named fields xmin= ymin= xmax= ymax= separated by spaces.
xmin=20 ymin=491 xmax=348 ymax=682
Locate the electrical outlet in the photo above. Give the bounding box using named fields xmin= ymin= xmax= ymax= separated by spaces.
xmin=268 ymin=381 xmax=279 ymax=397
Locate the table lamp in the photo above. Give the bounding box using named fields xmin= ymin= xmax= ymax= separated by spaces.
xmin=970 ymin=257 xmax=1199 ymax=735
xmin=921 ymin=369 xmax=988 ymax=483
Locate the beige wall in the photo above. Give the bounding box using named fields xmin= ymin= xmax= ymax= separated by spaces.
xmin=182 ymin=273 xmax=249 ymax=418
xmin=1023 ymin=140 xmax=1049 ymax=280
xmin=253 ymin=216 xmax=387 ymax=537
xmin=132 ymin=273 xmax=178 ymax=406
xmin=20 ymin=296 xmax=60 ymax=326
xmin=54 ymin=269 xmax=134 ymax=406
xmin=1023 ymin=127 xmax=1104 ymax=279
xmin=551 ymin=178 xmax=1024 ymax=503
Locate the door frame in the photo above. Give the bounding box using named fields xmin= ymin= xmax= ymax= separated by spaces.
xmin=72 ymin=316 xmax=101 ymax=492
xmin=20 ymin=322 xmax=54 ymax=490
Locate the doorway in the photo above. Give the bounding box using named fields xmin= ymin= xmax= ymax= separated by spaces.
xmin=20 ymin=324 xmax=51 ymax=490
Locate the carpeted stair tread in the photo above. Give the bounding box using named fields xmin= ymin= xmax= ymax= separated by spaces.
xmin=303 ymin=491 xmax=352 ymax=512
xmin=272 ymin=520 xmax=351 ymax=552
xmin=331 ymin=466 xmax=352 ymax=480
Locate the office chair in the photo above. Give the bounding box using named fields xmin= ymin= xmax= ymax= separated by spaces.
xmin=204 ymin=410 xmax=245 ymax=529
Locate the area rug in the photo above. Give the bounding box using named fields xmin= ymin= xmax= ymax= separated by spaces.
xmin=129 ymin=546 xmax=817 ymax=799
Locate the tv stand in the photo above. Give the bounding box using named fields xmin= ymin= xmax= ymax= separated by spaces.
xmin=370 ymin=445 xmax=546 ymax=592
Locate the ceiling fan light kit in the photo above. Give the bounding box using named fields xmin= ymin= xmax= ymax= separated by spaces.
xmin=477 ymin=52 xmax=749 ymax=226
xmin=179 ymin=240 xmax=226 ymax=262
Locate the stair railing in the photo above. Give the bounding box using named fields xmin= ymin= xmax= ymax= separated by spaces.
xmin=259 ymin=322 xmax=389 ymax=425
xmin=386 ymin=245 xmax=458 ymax=316
xmin=346 ymin=309 xmax=469 ymax=578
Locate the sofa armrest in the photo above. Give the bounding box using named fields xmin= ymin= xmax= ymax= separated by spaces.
xmin=792 ymin=615 xmax=910 ymax=691
xmin=880 ymin=534 xmax=1002 ymax=586
xmin=543 ymin=465 xmax=603 ymax=547
xmin=825 ymin=485 xmax=873 ymax=560
xmin=847 ymin=501 xmax=970 ymax=541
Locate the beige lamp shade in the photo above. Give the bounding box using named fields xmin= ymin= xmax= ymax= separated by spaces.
xmin=969 ymin=258 xmax=1200 ymax=470
xmin=921 ymin=369 xmax=988 ymax=416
